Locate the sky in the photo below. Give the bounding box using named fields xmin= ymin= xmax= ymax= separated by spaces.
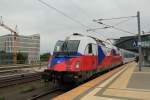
xmin=0 ymin=0 xmax=150 ymax=53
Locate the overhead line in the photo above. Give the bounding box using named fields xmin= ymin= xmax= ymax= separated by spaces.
xmin=95 ymin=16 xmax=136 ymax=21
xmin=68 ymin=0 xmax=108 ymax=40
xmin=38 ymin=0 xmax=107 ymax=41
xmin=86 ymin=26 xmax=111 ymax=32
xmin=88 ymin=18 xmax=134 ymax=34
xmin=97 ymin=22 xmax=136 ymax=35
xmin=38 ymin=0 xmax=90 ymax=29
xmin=114 ymin=18 xmax=133 ymax=26
xmin=69 ymin=0 xmax=89 ymax=17
xmin=112 ymin=27 xmax=136 ymax=35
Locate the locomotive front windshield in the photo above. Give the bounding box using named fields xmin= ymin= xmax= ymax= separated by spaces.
xmin=54 ymin=40 xmax=80 ymax=57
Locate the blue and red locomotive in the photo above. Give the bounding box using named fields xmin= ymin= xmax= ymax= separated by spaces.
xmin=42 ymin=33 xmax=136 ymax=83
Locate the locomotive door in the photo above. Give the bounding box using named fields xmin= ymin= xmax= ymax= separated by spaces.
xmin=84 ymin=43 xmax=98 ymax=70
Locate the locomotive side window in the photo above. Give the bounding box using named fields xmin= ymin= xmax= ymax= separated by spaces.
xmin=88 ymin=44 xmax=92 ymax=54
xmin=54 ymin=41 xmax=64 ymax=52
xmin=112 ymin=49 xmax=117 ymax=56
xmin=85 ymin=43 xmax=97 ymax=55
xmin=85 ymin=44 xmax=92 ymax=55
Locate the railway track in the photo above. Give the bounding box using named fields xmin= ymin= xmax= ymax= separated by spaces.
xmin=0 ymin=72 xmax=42 ymax=88
xmin=28 ymin=88 xmax=61 ymax=100
xmin=0 ymin=65 xmax=37 ymax=70
xmin=0 ymin=69 xmax=21 ymax=74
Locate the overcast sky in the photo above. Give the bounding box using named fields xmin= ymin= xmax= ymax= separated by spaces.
xmin=0 ymin=0 xmax=150 ymax=53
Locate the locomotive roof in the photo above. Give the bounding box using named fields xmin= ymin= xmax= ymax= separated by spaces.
xmin=67 ymin=33 xmax=114 ymax=48
xmin=68 ymin=34 xmax=96 ymax=43
xmin=53 ymin=33 xmax=119 ymax=54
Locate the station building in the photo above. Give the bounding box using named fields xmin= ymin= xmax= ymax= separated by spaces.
xmin=0 ymin=34 xmax=40 ymax=64
xmin=114 ymin=34 xmax=150 ymax=67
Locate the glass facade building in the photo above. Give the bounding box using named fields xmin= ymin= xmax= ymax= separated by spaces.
xmin=0 ymin=34 xmax=40 ymax=64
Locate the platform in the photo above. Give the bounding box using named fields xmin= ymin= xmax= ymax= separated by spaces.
xmin=53 ymin=62 xmax=150 ymax=100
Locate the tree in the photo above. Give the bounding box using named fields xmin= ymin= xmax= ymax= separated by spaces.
xmin=40 ymin=52 xmax=51 ymax=61
xmin=17 ymin=52 xmax=28 ymax=64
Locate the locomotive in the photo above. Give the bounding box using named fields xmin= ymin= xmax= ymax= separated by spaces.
xmin=42 ymin=33 xmax=136 ymax=83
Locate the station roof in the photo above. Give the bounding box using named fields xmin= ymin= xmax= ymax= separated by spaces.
xmin=114 ymin=34 xmax=150 ymax=53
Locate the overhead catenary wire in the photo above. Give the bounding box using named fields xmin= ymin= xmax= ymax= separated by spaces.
xmin=114 ymin=18 xmax=133 ymax=26
xmin=87 ymin=19 xmax=133 ymax=31
xmin=66 ymin=1 xmax=137 ymax=37
xmin=88 ymin=18 xmax=135 ymax=34
xmin=69 ymin=0 xmax=89 ymax=17
xmin=93 ymin=16 xmax=137 ymax=35
xmin=38 ymin=0 xmax=107 ymax=41
xmin=68 ymin=0 xmax=108 ymax=40
xmin=86 ymin=26 xmax=111 ymax=32
xmin=38 ymin=0 xmax=136 ymax=44
xmin=38 ymin=0 xmax=90 ymax=29
xmin=97 ymin=21 xmax=136 ymax=35
xmin=94 ymin=16 xmax=137 ymax=21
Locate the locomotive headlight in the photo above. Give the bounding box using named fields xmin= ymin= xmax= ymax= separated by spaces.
xmin=75 ymin=61 xmax=80 ymax=69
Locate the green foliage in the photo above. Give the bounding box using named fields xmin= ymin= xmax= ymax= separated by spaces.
xmin=40 ymin=52 xmax=51 ymax=61
xmin=0 ymin=96 xmax=5 ymax=100
xmin=17 ymin=52 xmax=28 ymax=64
xmin=0 ymin=50 xmax=5 ymax=53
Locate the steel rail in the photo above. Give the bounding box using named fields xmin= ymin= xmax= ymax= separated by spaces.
xmin=28 ymin=88 xmax=60 ymax=100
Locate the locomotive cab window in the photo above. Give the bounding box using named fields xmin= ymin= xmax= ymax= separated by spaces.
xmin=54 ymin=40 xmax=80 ymax=57
xmin=85 ymin=43 xmax=97 ymax=55
xmin=63 ymin=40 xmax=80 ymax=52
xmin=54 ymin=40 xmax=80 ymax=52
